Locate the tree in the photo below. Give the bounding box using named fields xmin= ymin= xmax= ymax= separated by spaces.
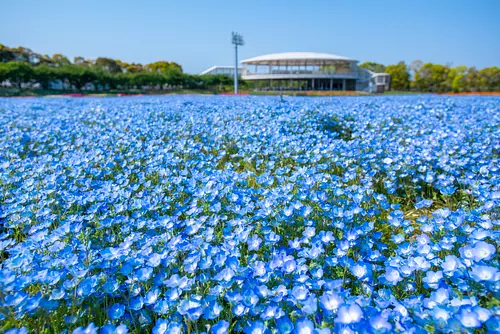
xmin=94 ymin=58 xmax=122 ymax=73
xmin=465 ymin=67 xmax=479 ymax=92
xmin=34 ymin=64 xmax=58 ymax=89
xmin=125 ymin=64 xmax=143 ymax=73
xmin=59 ymin=65 xmax=96 ymax=91
xmin=448 ymin=66 xmax=468 ymax=92
xmin=359 ymin=62 xmax=386 ymax=73
xmin=0 ymin=44 xmax=17 ymax=62
xmin=3 ymin=61 xmax=35 ymax=88
xmin=51 ymin=54 xmax=71 ymax=67
xmin=411 ymin=62 xmax=450 ymax=93
xmin=385 ymin=62 xmax=410 ymax=91
xmin=145 ymin=61 xmax=183 ymax=73
xmin=478 ymin=67 xmax=500 ymax=92
xmin=74 ymin=56 xmax=93 ymax=67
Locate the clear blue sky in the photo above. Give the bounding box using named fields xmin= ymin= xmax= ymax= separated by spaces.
xmin=1 ymin=0 xmax=499 ymax=73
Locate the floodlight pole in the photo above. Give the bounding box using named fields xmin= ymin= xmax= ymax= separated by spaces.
xmin=234 ymin=43 xmax=239 ymax=94
xmin=232 ymin=32 xmax=244 ymax=95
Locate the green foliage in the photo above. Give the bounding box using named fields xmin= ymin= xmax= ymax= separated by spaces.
xmin=1 ymin=43 xmax=499 ymax=94
xmin=2 ymin=61 xmax=34 ymax=88
xmin=359 ymin=62 xmax=386 ymax=73
xmin=385 ymin=61 xmax=410 ymax=91
xmin=145 ymin=61 xmax=183 ymax=73
xmin=410 ymin=61 xmax=500 ymax=93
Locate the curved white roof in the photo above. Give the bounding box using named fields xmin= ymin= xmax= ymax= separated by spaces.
xmin=241 ymin=52 xmax=355 ymax=65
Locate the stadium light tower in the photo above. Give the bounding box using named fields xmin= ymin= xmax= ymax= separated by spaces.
xmin=231 ymin=32 xmax=244 ymax=94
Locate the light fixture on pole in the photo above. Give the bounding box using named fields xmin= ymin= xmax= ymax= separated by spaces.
xmin=231 ymin=32 xmax=244 ymax=94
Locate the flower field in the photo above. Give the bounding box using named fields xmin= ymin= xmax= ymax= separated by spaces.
xmin=0 ymin=95 xmax=499 ymax=333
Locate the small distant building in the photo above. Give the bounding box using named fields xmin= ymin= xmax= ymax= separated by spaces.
xmin=199 ymin=66 xmax=243 ymax=77
xmin=238 ymin=52 xmax=390 ymax=92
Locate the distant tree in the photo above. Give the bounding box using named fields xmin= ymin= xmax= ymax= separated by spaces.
xmin=3 ymin=61 xmax=35 ymax=87
xmin=0 ymin=44 xmax=17 ymax=62
xmin=94 ymin=58 xmax=121 ymax=73
xmin=478 ymin=67 xmax=500 ymax=92
xmin=145 ymin=61 xmax=183 ymax=73
xmin=34 ymin=64 xmax=58 ymax=89
xmin=59 ymin=65 xmax=96 ymax=90
xmin=74 ymin=56 xmax=93 ymax=67
xmin=448 ymin=65 xmax=468 ymax=92
xmin=115 ymin=60 xmax=129 ymax=71
xmin=0 ymin=63 xmax=8 ymax=84
xmin=385 ymin=61 xmax=410 ymax=91
xmin=359 ymin=62 xmax=386 ymax=73
xmin=465 ymin=67 xmax=479 ymax=92
xmin=51 ymin=54 xmax=71 ymax=67
xmin=125 ymin=64 xmax=143 ymax=73
xmin=411 ymin=62 xmax=450 ymax=93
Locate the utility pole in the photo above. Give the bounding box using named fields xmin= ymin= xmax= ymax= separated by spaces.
xmin=231 ymin=32 xmax=244 ymax=94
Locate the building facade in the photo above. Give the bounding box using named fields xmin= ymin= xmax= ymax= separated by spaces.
xmin=240 ymin=52 xmax=389 ymax=93
xmin=200 ymin=66 xmax=243 ymax=77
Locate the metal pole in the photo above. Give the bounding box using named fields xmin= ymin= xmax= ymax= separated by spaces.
xmin=234 ymin=45 xmax=238 ymax=94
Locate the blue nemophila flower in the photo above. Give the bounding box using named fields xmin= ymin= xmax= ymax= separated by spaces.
xmin=301 ymin=294 xmax=318 ymax=315
xmin=100 ymin=324 xmax=128 ymax=334
xmin=152 ymin=319 xmax=169 ymax=334
xmin=471 ymin=241 xmax=496 ymax=261
xmin=211 ymin=320 xmax=230 ymax=334
xmin=129 ymin=296 xmax=144 ymax=311
xmin=470 ymin=265 xmax=498 ymax=282
xmin=178 ymin=298 xmax=203 ymax=320
xmin=294 ymin=317 xmax=315 ymax=334
xmin=277 ymin=316 xmax=294 ymax=334
xmin=336 ymin=304 xmax=363 ymax=324
xmin=457 ymin=309 xmax=481 ymax=328
xmin=244 ymin=320 xmax=268 ymax=334
xmin=415 ymin=199 xmax=433 ymax=209
xmin=5 ymin=328 xmax=28 ymax=334
xmin=422 ymin=271 xmax=443 ymax=289
xmin=319 ymin=291 xmax=342 ymax=313
xmin=108 ymin=304 xmax=125 ymax=320
xmin=72 ymin=323 xmax=99 ymax=334
xmin=369 ymin=316 xmax=392 ymax=332
xmin=1 ymin=96 xmax=500 ymax=332
xmin=136 ymin=267 xmax=153 ymax=282
xmin=383 ymin=267 xmax=402 ymax=285
xmin=204 ymin=300 xmax=222 ymax=320
xmin=292 ymin=285 xmax=309 ymax=301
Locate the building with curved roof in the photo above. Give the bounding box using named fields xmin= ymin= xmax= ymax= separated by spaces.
xmin=240 ymin=52 xmax=389 ymax=92
xmin=199 ymin=66 xmax=243 ymax=76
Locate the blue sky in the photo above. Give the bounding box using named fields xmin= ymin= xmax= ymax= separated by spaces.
xmin=1 ymin=0 xmax=499 ymax=73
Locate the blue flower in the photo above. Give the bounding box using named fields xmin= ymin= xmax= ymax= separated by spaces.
xmin=369 ymin=316 xmax=392 ymax=332
xmin=276 ymin=316 xmax=294 ymax=334
xmin=319 ymin=291 xmax=342 ymax=313
xmin=178 ymin=299 xmax=203 ymax=321
xmin=336 ymin=304 xmax=363 ymax=324
xmin=471 ymin=241 xmax=496 ymax=261
xmin=294 ymin=317 xmax=314 ymax=334
xmin=383 ymin=267 xmax=402 ymax=285
xmin=204 ymin=300 xmax=222 ymax=320
xmin=211 ymin=320 xmax=230 ymax=334
xmin=457 ymin=309 xmax=481 ymax=328
xmin=108 ymin=304 xmax=125 ymax=320
xmin=136 ymin=267 xmax=153 ymax=282
xmin=470 ymin=265 xmax=498 ymax=282
xmin=72 ymin=323 xmax=99 ymax=334
xmin=244 ymin=320 xmax=268 ymax=334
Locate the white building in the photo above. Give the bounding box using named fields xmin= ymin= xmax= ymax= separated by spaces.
xmin=239 ymin=52 xmax=390 ymax=92
xmin=199 ymin=66 xmax=243 ymax=77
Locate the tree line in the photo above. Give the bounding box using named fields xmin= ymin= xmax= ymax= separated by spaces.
xmin=1 ymin=44 xmax=498 ymax=93
xmin=360 ymin=61 xmax=500 ymax=92
xmin=0 ymin=44 xmax=235 ymax=92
